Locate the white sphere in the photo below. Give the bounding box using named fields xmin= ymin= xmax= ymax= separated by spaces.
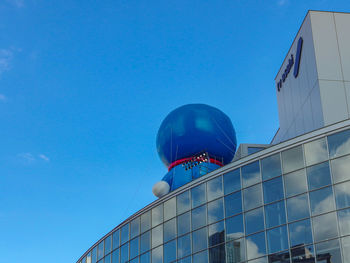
xmin=152 ymin=181 xmax=170 ymax=198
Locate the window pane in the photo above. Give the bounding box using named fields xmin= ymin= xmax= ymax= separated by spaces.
xmin=209 ymin=244 xmax=226 ymax=263
xmin=291 ymin=245 xmax=315 ymax=263
xmin=92 ymin=247 xmax=97 ymax=263
xmin=224 ymin=169 xmax=241 ymax=195
xmin=242 ymin=161 xmax=261 ymax=188
xmin=338 ymin=208 xmax=350 ymax=236
xmin=152 ymin=225 xmax=163 ymax=248
xmin=120 ymin=243 xmax=129 ymax=263
xmin=121 ymin=224 xmax=129 ymax=245
xmin=152 ymin=204 xmax=163 ymax=227
xmin=130 ymin=217 xmax=140 ymax=239
xmin=284 ymin=169 xmax=307 ymax=197
xmin=304 ymin=137 xmax=328 ymax=166
xmin=335 ymin=181 xmax=350 ymax=209
xmin=265 ymin=200 xmax=286 ymax=228
xmin=226 ymin=238 xmax=245 ymax=263
xmin=178 ymin=211 xmax=191 ymax=236
xmin=105 ymin=235 xmax=111 ymax=255
xmin=140 ymin=211 xmax=151 ymax=233
xmin=178 ymin=256 xmax=191 ymax=263
xmin=248 ymin=257 xmax=267 ymax=263
xmin=246 ymin=232 xmax=266 ymax=260
xmin=129 ymin=258 xmax=137 ymax=263
xmin=225 ymin=191 xmax=242 ymax=217
xmin=207 ymin=176 xmax=223 ymax=202
xmin=192 ymin=227 xmax=208 ymax=253
xmin=177 ymin=191 xmax=190 ymax=215
xmin=328 ymin=128 xmax=350 ymax=158
xmin=140 ymin=231 xmax=151 ymax=254
xmin=164 ymin=197 xmax=176 ymax=221
xmin=309 ymin=186 xmax=335 ymax=216
xmin=263 ymin=176 xmax=284 ymax=204
xmin=286 ymin=194 xmax=310 ymax=222
xmin=152 ymin=245 xmax=163 ymax=263
xmin=130 ymin=237 xmax=139 ymax=259
xmin=140 ymin=252 xmax=150 ymax=263
xmin=267 ymin=225 xmax=288 ymax=254
xmin=209 ymin=221 xmax=225 ymax=247
xmin=164 ymin=218 xmax=176 ymax=242
xmin=225 ymin=214 xmax=244 ymax=241
xmin=315 ymin=239 xmax=342 ymax=263
xmin=331 ymin=154 xmax=350 ymax=183
xmin=289 ymin=219 xmax=313 ymax=247
xmin=192 ymin=204 xmax=207 ymax=230
xmin=243 ymin=184 xmax=262 ymax=211
xmin=178 ymin=234 xmax=191 ymax=258
xmin=193 ymin=250 xmax=208 ymax=263
xmin=97 ymin=241 xmax=104 ymax=260
xmin=191 ymin=184 xmax=206 ymax=208
xmin=261 ymin=153 xmax=282 ymax=181
xmin=245 ymin=207 xmax=264 ymax=235
xmin=208 ymin=198 xmax=224 ymax=224
xmin=268 ymin=251 xmax=290 ymax=263
xmin=87 ymin=253 xmax=91 ymax=263
xmin=164 ymin=240 xmax=176 ymax=263
xmin=307 ymin=161 xmax=332 ymax=190
xmin=342 ymin=236 xmax=350 ymax=263
xmin=282 ymin=146 xmax=304 ymax=174
xmin=111 ymin=249 xmax=119 ymax=263
xmin=312 ymin=212 xmax=338 ymax=242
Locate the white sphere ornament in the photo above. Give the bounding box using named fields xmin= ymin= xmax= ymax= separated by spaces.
xmin=152 ymin=181 xmax=170 ymax=198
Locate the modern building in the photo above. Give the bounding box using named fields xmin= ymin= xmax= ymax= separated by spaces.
xmin=76 ymin=10 xmax=350 ymax=263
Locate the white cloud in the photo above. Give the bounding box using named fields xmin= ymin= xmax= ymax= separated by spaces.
xmin=278 ymin=0 xmax=288 ymax=6
xmin=0 ymin=94 xmax=6 ymax=101
xmin=6 ymin=0 xmax=24 ymax=8
xmin=0 ymin=49 xmax=13 ymax=76
xmin=39 ymin=154 xmax=50 ymax=162
xmin=17 ymin=152 xmax=35 ymax=163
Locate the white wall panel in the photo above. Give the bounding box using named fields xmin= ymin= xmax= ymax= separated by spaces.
xmin=334 ymin=13 xmax=350 ymax=81
xmin=309 ymin=82 xmax=324 ymax=129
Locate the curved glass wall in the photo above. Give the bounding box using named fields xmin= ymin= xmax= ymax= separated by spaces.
xmin=77 ymin=127 xmax=350 ymax=263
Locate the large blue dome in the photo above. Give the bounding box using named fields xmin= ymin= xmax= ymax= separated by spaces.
xmin=156 ymin=104 xmax=237 ymax=167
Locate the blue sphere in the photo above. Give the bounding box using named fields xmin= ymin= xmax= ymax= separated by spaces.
xmin=156 ymin=104 xmax=237 ymax=167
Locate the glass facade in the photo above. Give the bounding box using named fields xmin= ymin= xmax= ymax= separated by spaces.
xmin=78 ymin=128 xmax=350 ymax=263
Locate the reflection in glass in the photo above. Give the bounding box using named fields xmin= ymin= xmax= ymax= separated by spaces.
xmin=286 ymin=194 xmax=310 ymax=222
xmin=306 ymin=161 xmax=331 ymax=191
xmin=141 ymin=211 xmax=151 ymax=233
xmin=304 ymin=137 xmax=328 ymax=166
xmin=245 ymin=207 xmax=264 ymax=235
xmin=267 ymin=226 xmax=288 ymax=254
xmin=209 ymin=220 xmax=225 ymax=247
xmin=178 ymin=256 xmax=191 ymax=263
xmin=92 ymin=246 xmax=97 ymax=263
xmin=129 ymin=258 xmax=137 ymax=263
xmin=97 ymin=241 xmax=104 ymax=260
xmin=268 ymin=251 xmax=290 ymax=263
xmin=152 ymin=204 xmax=163 ymax=227
xmin=225 ymin=191 xmax=242 ymax=217
xmin=121 ymin=224 xmax=129 ymax=245
xmin=177 ymin=191 xmax=190 ymax=215
xmin=246 ymin=232 xmax=266 ymax=260
xmin=120 ymin=243 xmax=129 ymax=263
xmin=342 ymin=236 xmax=350 ymax=263
xmin=152 ymin=225 xmax=163 ymax=248
xmin=178 ymin=211 xmax=191 ymax=236
xmin=331 ymin=154 xmax=350 ymax=183
xmin=282 ymin=146 xmax=304 ymax=174
xmin=226 ymin=238 xmax=245 ymax=263
xmin=248 ymin=257 xmax=267 ymax=263
xmin=309 ymin=186 xmax=335 ymax=216
xmin=164 ymin=218 xmax=176 ymax=242
xmin=328 ymin=128 xmax=350 ymax=158
xmin=261 ymin=153 xmax=281 ymax=181
xmin=224 ymin=169 xmax=241 ymax=195
xmin=105 ymin=235 xmax=111 ymax=255
xmin=207 ymin=176 xmax=223 ymax=202
xmin=178 ymin=234 xmax=191 ymax=258
xmin=284 ymin=169 xmax=307 ymax=198
xmin=208 ymin=198 xmax=224 ymax=224
xmin=193 ymin=250 xmax=208 ymax=263
xmin=164 ymin=240 xmax=176 ymax=263
xmin=192 ymin=204 xmax=207 ymax=230
xmin=140 ymin=252 xmax=150 ymax=263
xmin=291 ymin=245 xmax=315 ymax=263
xmin=263 ymin=176 xmax=284 ymax=204
xmin=164 ymin=197 xmax=176 ymax=221
xmin=335 ymin=181 xmax=350 ymax=209
xmin=338 ymin=208 xmax=350 ymax=236
xmin=242 ymin=161 xmax=261 ymax=188
xmin=289 ymin=219 xmax=313 ymax=247
xmin=209 ymin=244 xmax=226 ymax=263
xmin=105 ymin=254 xmax=111 ymax=263
xmin=152 ymin=245 xmax=163 ymax=263
xmin=140 ymin=231 xmax=151 ymax=254
xmin=312 ymin=212 xmax=338 ymax=242
xmin=192 ymin=227 xmax=208 ymax=253
xmin=315 ymin=239 xmax=342 ymax=263
xmin=225 ymin=214 xmax=244 ymax=241
xmin=86 ymin=252 xmax=91 ymax=263
xmin=265 ymin=200 xmax=286 ymax=228
xmin=130 ymin=237 xmax=139 ymax=259
xmin=111 ymin=249 xmax=119 ymax=263
xmin=130 ymin=217 xmax=140 ymax=239
xmin=191 ymin=184 xmax=206 ymax=208
xmin=243 ymin=184 xmax=262 ymax=211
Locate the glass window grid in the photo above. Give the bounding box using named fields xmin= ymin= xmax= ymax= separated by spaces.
xmin=80 ymin=131 xmax=350 ymax=263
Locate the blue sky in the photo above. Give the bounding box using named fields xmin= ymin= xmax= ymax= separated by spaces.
xmin=1 ymin=1 xmax=350 ymax=262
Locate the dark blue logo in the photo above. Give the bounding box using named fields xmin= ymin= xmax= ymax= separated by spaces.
xmin=277 ymin=36 xmax=303 ymax=92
